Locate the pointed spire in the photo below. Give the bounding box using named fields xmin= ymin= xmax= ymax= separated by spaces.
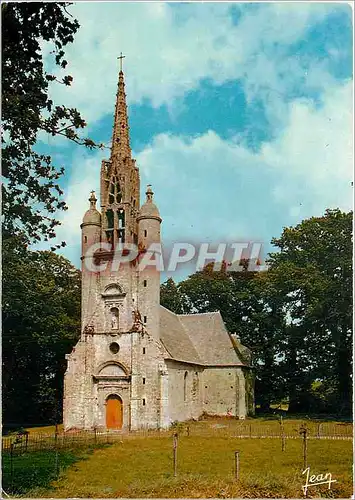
xmin=111 ymin=65 xmax=131 ymax=162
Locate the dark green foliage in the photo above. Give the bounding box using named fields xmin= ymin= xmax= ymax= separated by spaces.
xmin=161 ymin=209 xmax=353 ymax=415
xmin=160 ymin=277 xmax=187 ymax=314
xmin=2 ymin=236 xmax=81 ymax=425
xmin=268 ymin=208 xmax=353 ymax=414
xmin=1 ymin=3 xmax=102 ymax=246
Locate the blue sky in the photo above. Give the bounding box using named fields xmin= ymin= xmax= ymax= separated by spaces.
xmin=39 ymin=2 xmax=353 ymax=280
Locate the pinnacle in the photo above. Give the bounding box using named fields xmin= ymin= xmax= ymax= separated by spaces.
xmin=111 ymin=67 xmax=131 ymax=162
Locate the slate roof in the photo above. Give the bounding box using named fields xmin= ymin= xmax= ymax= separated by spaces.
xmin=159 ymin=306 xmax=248 ymax=367
xmin=159 ymin=307 xmax=201 ymax=364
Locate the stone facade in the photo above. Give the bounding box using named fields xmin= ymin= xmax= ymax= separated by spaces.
xmin=63 ymin=66 xmax=254 ymax=431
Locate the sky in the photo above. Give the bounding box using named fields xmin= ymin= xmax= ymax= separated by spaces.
xmin=38 ymin=1 xmax=353 ymax=280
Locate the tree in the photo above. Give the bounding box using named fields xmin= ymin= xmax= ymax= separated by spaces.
xmin=2 ymin=237 xmax=81 ymax=427
xmin=268 ymin=209 xmax=353 ymax=414
xmin=160 ymin=277 xmax=187 ymax=314
xmin=2 ymin=3 xmax=102 ymax=246
xmin=241 ymin=271 xmax=286 ymax=411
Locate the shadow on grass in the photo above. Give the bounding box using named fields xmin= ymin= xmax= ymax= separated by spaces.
xmin=1 ymin=445 xmax=108 ymax=496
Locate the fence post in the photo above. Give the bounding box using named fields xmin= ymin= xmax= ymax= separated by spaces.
xmin=299 ymin=425 xmax=308 ymax=469
xmin=186 ymin=425 xmax=190 ymax=437
xmin=10 ymin=443 xmax=14 ymax=493
xmin=279 ymin=415 xmax=285 ymax=451
xmin=54 ymin=444 xmax=59 ymax=478
xmin=249 ymin=423 xmax=252 ymax=438
xmin=234 ymin=451 xmax=240 ymax=480
xmin=55 ymin=423 xmax=58 ymax=448
xmin=304 ymin=430 xmax=308 ymax=469
xmin=53 ymin=422 xmax=58 ymax=477
xmin=173 ymin=432 xmax=178 ymax=477
xmin=94 ymin=427 xmax=97 ymax=445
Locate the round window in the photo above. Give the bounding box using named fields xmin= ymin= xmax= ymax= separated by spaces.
xmin=109 ymin=342 xmax=120 ymax=354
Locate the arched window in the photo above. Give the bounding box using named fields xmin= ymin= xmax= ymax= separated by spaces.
xmin=117 ymin=209 xmax=125 ymax=244
xmin=118 ymin=209 xmax=125 ymax=228
xmin=193 ymin=371 xmax=199 ymax=399
xmin=106 ymin=209 xmax=114 ymax=229
xmin=184 ymin=371 xmax=188 ymax=402
xmin=108 ymin=176 xmax=122 ymax=204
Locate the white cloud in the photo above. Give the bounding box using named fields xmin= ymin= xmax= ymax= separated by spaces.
xmin=45 ymin=2 xmax=334 ymax=125
xmin=263 ymin=81 xmax=353 ymax=215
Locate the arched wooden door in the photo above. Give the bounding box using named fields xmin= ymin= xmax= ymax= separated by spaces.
xmin=106 ymin=394 xmax=123 ymax=429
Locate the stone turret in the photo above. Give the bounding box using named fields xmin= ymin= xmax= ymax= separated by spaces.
xmin=81 ymin=191 xmax=101 ymax=332
xmin=137 ymin=185 xmax=162 ymax=340
xmin=82 ymin=191 xmax=101 ymax=247
xmin=137 ymin=184 xmax=162 ymax=237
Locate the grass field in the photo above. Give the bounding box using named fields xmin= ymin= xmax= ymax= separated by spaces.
xmin=1 ymin=448 xmax=94 ymax=496
xmin=22 ymin=418 xmax=352 ymax=498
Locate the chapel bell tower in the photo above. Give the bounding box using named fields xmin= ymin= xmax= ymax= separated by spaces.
xmin=80 ymin=58 xmax=161 ymax=339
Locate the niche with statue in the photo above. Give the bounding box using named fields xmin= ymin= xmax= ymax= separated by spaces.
xmin=102 ymin=283 xmax=126 ymax=333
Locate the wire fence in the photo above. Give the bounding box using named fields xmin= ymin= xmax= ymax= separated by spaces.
xmin=1 ymin=420 xmax=353 ymax=496
xmin=184 ymin=420 xmax=353 ymax=440
xmin=2 ymin=428 xmax=122 ymax=454
xmin=2 ymin=420 xmax=352 ymax=454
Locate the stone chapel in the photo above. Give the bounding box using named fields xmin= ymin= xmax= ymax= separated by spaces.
xmin=63 ymin=64 xmax=254 ymax=431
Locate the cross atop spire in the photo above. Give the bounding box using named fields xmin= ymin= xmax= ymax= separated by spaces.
xmin=117 ymin=52 xmax=126 ymax=72
xmin=111 ymin=56 xmax=131 ymax=162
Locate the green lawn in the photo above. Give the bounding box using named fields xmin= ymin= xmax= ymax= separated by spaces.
xmin=29 ymin=432 xmax=352 ymax=498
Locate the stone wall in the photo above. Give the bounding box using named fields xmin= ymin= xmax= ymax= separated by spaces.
xmin=130 ymin=331 xmax=165 ymax=429
xmin=63 ymin=337 xmax=95 ymax=430
xmin=202 ymin=367 xmax=247 ymax=418
xmin=165 ymin=360 xmax=203 ymax=424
